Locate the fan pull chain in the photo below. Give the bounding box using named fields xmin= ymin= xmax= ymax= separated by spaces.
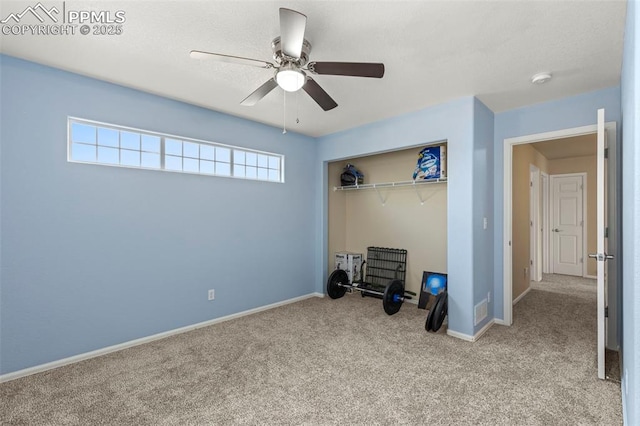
xmin=296 ymin=90 xmax=300 ymax=124
xmin=282 ymin=90 xmax=287 ymax=134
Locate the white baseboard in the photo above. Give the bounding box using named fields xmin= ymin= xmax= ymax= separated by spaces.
xmin=494 ymin=318 xmax=508 ymax=326
xmin=585 ymin=275 xmax=597 ymax=280
xmin=0 ymin=292 xmax=323 ymax=383
xmin=622 ymin=374 xmax=628 ymax=425
xmin=446 ymin=319 xmax=495 ymax=342
xmin=512 ymin=286 xmax=531 ymax=305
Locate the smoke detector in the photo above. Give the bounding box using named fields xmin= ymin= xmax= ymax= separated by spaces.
xmin=531 ymin=72 xmax=552 ymax=85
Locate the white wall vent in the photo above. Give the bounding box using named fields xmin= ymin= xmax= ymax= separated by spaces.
xmin=474 ymin=299 xmax=488 ymax=326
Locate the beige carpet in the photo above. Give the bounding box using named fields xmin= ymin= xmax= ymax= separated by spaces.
xmin=1 ymin=276 xmax=622 ymax=425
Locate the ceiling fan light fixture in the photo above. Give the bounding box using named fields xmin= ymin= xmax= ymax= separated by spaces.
xmin=276 ymin=65 xmax=305 ymax=92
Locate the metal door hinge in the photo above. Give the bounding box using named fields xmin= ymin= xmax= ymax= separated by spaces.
xmin=605 ymin=148 xmax=609 ymax=159
xmin=605 ymin=227 xmax=609 ymax=238
xmin=605 ymin=307 xmax=609 ymax=318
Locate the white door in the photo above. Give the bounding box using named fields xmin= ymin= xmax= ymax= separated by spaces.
xmin=551 ymin=174 xmax=584 ymax=276
xmin=589 ymin=108 xmax=609 ymax=380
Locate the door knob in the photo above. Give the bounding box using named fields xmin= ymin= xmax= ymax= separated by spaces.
xmin=552 ymin=228 xmax=561 ymax=232
xmin=588 ymin=253 xmax=615 ymax=261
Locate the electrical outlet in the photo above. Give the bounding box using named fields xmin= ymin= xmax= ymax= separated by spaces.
xmin=524 ymin=267 xmax=528 ymax=278
xmin=208 ymin=289 xmax=215 ymax=301
xmin=483 ymin=217 xmax=488 ymax=230
xmin=487 ymin=291 xmax=491 ymax=303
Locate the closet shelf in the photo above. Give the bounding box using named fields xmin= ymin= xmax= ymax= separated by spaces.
xmin=333 ymin=178 xmax=447 ymax=206
xmin=333 ymin=178 xmax=447 ymax=192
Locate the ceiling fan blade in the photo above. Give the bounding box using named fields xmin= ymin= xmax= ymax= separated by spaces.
xmin=190 ymin=50 xmax=274 ymax=69
xmin=307 ymin=62 xmax=385 ymax=78
xmin=303 ymin=77 xmax=338 ymax=111
xmin=279 ymin=8 xmax=307 ymax=59
xmin=240 ymin=78 xmax=279 ymax=106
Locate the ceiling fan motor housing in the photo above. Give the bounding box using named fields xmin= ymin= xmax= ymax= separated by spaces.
xmin=271 ymin=36 xmax=312 ymax=66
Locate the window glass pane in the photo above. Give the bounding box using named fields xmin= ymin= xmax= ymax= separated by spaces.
xmin=268 ymin=156 xmax=280 ymax=170
xmin=200 ymin=144 xmax=214 ymax=161
xmin=98 ymin=146 xmax=119 ymax=164
xmin=165 ymin=139 xmax=182 ymax=156
xmin=216 ymin=162 xmax=230 ymax=176
xmin=165 ymin=155 xmax=182 ymax=171
xmin=121 ymin=132 xmax=140 ymax=150
xmin=234 ymin=164 xmax=245 ymax=177
xmin=183 ymin=142 xmax=199 ymax=159
xmin=68 ymin=119 xmax=283 ymax=182
xmin=257 ymin=168 xmax=268 ymax=180
xmin=72 ymin=123 xmax=96 ymax=144
xmin=71 ymin=143 xmax=96 ymax=162
xmin=200 ymin=160 xmax=214 ymax=174
xmin=141 ymin=152 xmax=160 ymax=169
xmin=98 ymin=128 xmax=119 ymax=147
xmin=121 ymin=149 xmax=140 ymax=167
xmin=141 ymin=135 xmax=160 ymax=153
xmin=246 ymin=152 xmax=257 ymax=166
xmin=268 ymin=169 xmax=280 ymax=181
xmin=245 ymin=166 xmax=257 ymax=179
xmin=183 ymin=158 xmax=198 ymax=173
xmin=216 ymin=147 xmax=230 ymax=163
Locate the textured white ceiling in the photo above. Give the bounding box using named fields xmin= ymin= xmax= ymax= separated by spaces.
xmin=533 ymin=134 xmax=596 ymax=160
xmin=0 ymin=1 xmax=627 ymax=137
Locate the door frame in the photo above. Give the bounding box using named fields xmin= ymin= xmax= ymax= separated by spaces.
xmin=502 ymin=122 xmax=616 ymax=326
xmin=549 ymin=172 xmax=588 ymax=278
xmin=529 ymin=164 xmax=541 ymax=282
xmin=541 ymin=171 xmax=550 ymax=274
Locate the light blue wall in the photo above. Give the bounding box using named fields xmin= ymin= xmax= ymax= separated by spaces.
xmin=621 ymin=0 xmax=640 ymax=422
xmin=472 ymin=98 xmax=494 ymax=333
xmin=0 ymin=55 xmax=3 ymax=369
xmin=0 ymin=55 xmax=317 ymax=374
xmin=492 ymin=86 xmax=621 ymax=321
xmin=316 ymin=97 xmax=480 ymax=337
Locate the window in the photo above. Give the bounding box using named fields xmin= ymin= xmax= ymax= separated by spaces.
xmin=233 ymin=149 xmax=282 ymax=182
xmin=67 ymin=118 xmax=284 ymax=183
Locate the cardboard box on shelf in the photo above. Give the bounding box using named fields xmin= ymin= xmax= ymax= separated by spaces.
xmin=412 ymin=145 xmax=447 ymax=180
xmin=334 ymin=252 xmax=363 ymax=283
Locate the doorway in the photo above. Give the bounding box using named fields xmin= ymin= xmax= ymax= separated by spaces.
xmin=502 ymin=122 xmax=618 ymax=348
xmin=503 ymin=120 xmax=619 ymax=378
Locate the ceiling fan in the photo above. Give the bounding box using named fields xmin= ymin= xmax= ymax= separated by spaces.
xmin=190 ymin=8 xmax=385 ymax=111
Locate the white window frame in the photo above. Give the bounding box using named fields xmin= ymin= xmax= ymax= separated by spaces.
xmin=67 ymin=117 xmax=285 ymax=183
